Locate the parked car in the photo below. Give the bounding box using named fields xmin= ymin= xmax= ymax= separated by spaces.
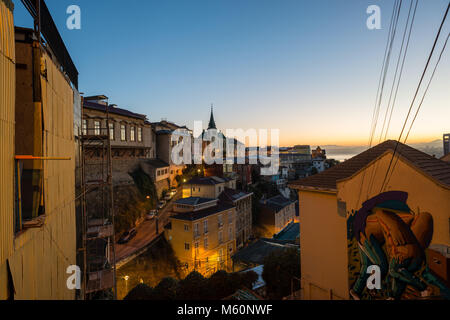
xmin=146 ymin=210 xmax=158 ymax=220
xmin=118 ymin=228 xmax=137 ymax=244
xmin=157 ymin=200 xmax=166 ymax=209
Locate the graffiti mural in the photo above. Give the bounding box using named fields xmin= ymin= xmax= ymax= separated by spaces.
xmin=347 ymin=191 xmax=450 ymax=300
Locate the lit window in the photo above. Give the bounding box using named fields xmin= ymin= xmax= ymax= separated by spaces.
xmin=137 ymin=127 xmax=142 ymax=142
xmin=109 ymin=122 xmax=114 ymax=140
xmin=94 ymin=121 xmax=100 ymax=135
xmin=194 ymin=223 xmax=199 ymax=236
xmin=130 ymin=126 xmax=135 ymax=141
xmin=121 ymin=124 xmax=126 ymax=141
xmin=82 ymin=119 xmax=87 ymax=135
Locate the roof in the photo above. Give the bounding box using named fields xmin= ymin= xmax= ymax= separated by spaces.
xmin=171 ymin=202 xmax=235 ymax=221
xmin=219 ymin=187 xmax=252 ymax=203
xmin=175 ymin=197 xmax=216 ymax=206
xmin=261 ymin=195 xmax=296 ymax=212
xmin=273 ymin=222 xmax=300 ymax=241
xmin=146 ymin=159 xmax=169 ymax=169
xmin=83 ymin=100 xmax=147 ymax=121
xmin=186 ymin=176 xmax=232 ymax=185
xmin=289 ymin=140 xmax=450 ymax=191
xmin=232 ymin=239 xmax=297 ymax=265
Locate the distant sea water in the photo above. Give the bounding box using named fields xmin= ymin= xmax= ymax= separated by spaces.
xmin=327 ymin=153 xmax=358 ymax=162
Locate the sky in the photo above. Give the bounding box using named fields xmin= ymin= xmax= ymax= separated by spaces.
xmin=12 ymin=0 xmax=450 ymax=147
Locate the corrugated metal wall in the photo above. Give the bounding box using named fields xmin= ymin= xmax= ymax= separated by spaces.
xmin=7 ymin=48 xmax=77 ymax=300
xmin=0 ymin=0 xmax=15 ymax=300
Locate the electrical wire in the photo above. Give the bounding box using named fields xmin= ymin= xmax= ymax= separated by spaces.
xmin=380 ymin=2 xmax=450 ymax=193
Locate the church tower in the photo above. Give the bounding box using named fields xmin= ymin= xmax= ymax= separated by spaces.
xmin=207 ymin=104 xmax=217 ymax=130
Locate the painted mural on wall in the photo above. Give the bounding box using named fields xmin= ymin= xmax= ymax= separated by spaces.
xmin=347 ymin=191 xmax=450 ymax=300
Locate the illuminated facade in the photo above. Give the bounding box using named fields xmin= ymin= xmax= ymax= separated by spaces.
xmin=165 ymin=197 xmax=236 ymax=276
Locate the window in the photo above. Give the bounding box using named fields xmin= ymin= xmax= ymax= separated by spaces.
xmin=219 ymin=231 xmax=223 ymax=243
xmin=94 ymin=121 xmax=100 ymax=135
xmin=218 ymin=215 xmax=223 ymax=228
xmin=121 ymin=124 xmax=126 ymax=141
xmin=228 ymin=211 xmax=233 ymax=224
xmin=204 ymin=237 xmax=208 ymax=249
xmin=184 ymin=243 xmax=190 ymax=251
xmin=218 ymin=249 xmax=224 ymax=262
xmin=130 ymin=126 xmax=135 ymax=141
xmin=194 ymin=242 xmax=199 ymax=255
xmin=109 ymin=122 xmax=114 ymax=140
xmin=194 ymin=223 xmax=199 ymax=236
xmin=82 ymin=119 xmax=87 ymax=135
xmin=184 ymin=224 xmax=189 ymax=232
xmin=137 ymin=127 xmax=142 ymax=142
xmin=203 ymin=220 xmax=208 ymax=233
xmin=229 ymin=227 xmax=233 ymax=240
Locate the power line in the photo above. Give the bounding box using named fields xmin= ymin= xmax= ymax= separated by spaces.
xmin=380 ymin=2 xmax=450 ymax=193
xmin=384 ymin=32 xmax=449 ymax=187
xmin=384 ymin=0 xmax=419 ymax=141
xmin=355 ymin=0 xmax=402 ymax=208
xmin=366 ymin=0 xmax=418 ymax=199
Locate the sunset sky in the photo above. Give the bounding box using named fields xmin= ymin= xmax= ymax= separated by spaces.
xmin=13 ymin=0 xmax=449 ymax=146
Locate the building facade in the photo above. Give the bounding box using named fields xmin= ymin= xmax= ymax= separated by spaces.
xmin=152 ymin=120 xmax=192 ymax=187
xmin=82 ymin=97 xmax=155 ymax=159
xmin=259 ymin=195 xmax=297 ymax=237
xmin=182 ymin=176 xmax=236 ymax=199
xmin=219 ymin=188 xmax=253 ymax=248
xmin=166 ymin=198 xmax=236 ymax=276
xmin=290 ymin=140 xmax=450 ymax=300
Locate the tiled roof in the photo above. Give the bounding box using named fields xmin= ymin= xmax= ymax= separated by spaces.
xmin=83 ymin=101 xmax=147 ymax=120
xmin=171 ymin=203 xmax=235 ymax=221
xmin=219 ymin=187 xmax=252 ymax=203
xmin=289 ymin=140 xmax=450 ymax=191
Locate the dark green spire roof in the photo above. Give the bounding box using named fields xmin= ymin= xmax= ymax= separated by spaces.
xmin=208 ymin=104 xmax=217 ymax=130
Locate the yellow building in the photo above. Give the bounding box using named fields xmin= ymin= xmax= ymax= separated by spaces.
xmin=166 ymin=197 xmax=236 ymax=277
xmin=182 ymin=176 xmax=236 ymax=198
xmin=290 ymin=140 xmax=450 ymax=300
xmin=0 ymin=8 xmax=78 ymax=300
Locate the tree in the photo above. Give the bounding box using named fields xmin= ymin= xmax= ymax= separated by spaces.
xmin=176 ymin=271 xmax=206 ymax=300
xmin=241 ymin=270 xmax=259 ymax=290
xmin=124 ymin=284 xmax=155 ymax=300
xmin=262 ymin=248 xmax=300 ymax=299
xmin=154 ymin=277 xmax=178 ymax=300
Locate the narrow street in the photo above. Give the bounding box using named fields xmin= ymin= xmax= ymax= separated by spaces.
xmin=114 ymin=189 xmax=182 ymax=266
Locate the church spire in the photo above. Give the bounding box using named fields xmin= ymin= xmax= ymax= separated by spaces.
xmin=208 ymin=104 xmax=217 ymax=130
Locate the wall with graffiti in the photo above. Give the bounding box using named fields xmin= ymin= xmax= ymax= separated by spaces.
xmin=347 ymin=191 xmax=450 ymax=300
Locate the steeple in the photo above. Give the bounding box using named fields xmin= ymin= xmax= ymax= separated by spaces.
xmin=207 ymin=104 xmax=217 ymax=130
